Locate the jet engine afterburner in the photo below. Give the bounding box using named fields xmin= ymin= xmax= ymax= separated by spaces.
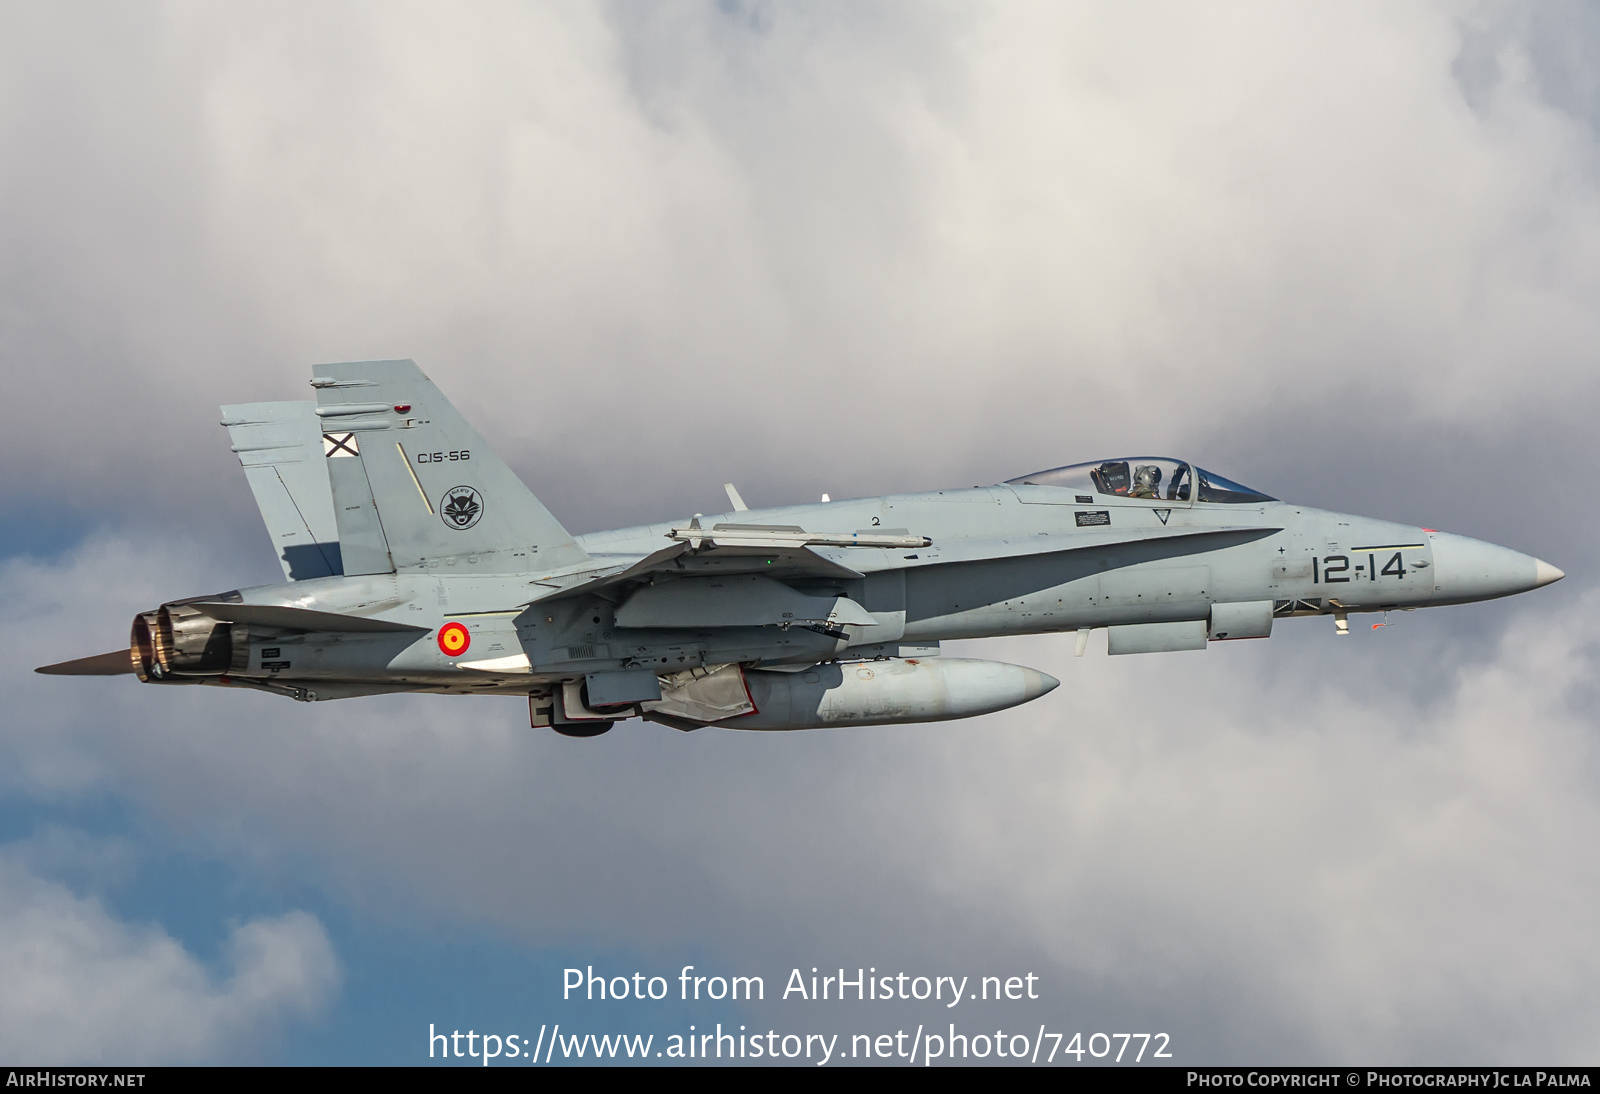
xmin=130 ymin=603 xmax=248 ymax=680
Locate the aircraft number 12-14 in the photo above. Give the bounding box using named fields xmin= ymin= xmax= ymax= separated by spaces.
xmin=1314 ymin=552 xmax=1407 ymax=583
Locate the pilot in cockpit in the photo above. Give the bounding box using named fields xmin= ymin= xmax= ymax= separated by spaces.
xmin=1129 ymin=464 xmax=1163 ymax=499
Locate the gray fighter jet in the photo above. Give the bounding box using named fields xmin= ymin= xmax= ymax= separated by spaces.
xmin=37 ymin=360 xmax=1564 ymax=736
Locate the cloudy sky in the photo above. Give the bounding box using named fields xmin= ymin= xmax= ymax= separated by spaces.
xmin=1 ymin=0 xmax=1596 ymax=1065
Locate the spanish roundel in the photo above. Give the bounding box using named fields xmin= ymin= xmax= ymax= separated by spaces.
xmin=437 ymin=622 xmax=471 ymax=657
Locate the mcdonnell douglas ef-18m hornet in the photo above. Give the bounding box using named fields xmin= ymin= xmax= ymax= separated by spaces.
xmin=37 ymin=360 xmax=1564 ymax=736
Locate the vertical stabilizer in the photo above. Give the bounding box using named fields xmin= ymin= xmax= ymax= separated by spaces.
xmin=322 ymin=425 xmax=394 ymax=577
xmin=312 ymin=360 xmax=589 ymax=574
xmin=221 ymin=401 xmax=343 ymax=580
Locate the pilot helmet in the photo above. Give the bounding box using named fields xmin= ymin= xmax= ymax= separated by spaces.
xmin=1133 ymin=464 xmax=1162 ymax=490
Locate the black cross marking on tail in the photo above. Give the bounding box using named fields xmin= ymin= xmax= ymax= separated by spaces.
xmin=323 ymin=432 xmax=359 ymax=458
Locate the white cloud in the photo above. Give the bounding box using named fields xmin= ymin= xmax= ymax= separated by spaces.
xmin=0 ymin=849 xmax=338 ymax=1064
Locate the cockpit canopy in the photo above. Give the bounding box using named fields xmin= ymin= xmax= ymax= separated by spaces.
xmin=1005 ymin=457 xmax=1275 ymax=504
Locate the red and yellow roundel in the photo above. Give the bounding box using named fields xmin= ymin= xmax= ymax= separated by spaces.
xmin=437 ymin=621 xmax=471 ymax=657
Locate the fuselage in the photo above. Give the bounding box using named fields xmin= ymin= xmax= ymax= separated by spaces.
xmin=582 ymin=489 xmax=1556 ymax=635
xmin=196 ymin=482 xmax=1559 ymax=700
xmin=45 ymin=362 xmax=1563 ymax=732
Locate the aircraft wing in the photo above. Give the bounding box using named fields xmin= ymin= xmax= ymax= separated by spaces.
xmin=537 ymin=523 xmax=1276 ymax=605
xmin=533 ymin=541 xmax=868 ymax=604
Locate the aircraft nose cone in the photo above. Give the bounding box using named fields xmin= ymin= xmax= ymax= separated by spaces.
xmin=1020 ymin=667 xmax=1061 ymax=701
xmin=1535 ymin=560 xmax=1565 ymax=587
xmin=1429 ymin=532 xmax=1559 ymax=603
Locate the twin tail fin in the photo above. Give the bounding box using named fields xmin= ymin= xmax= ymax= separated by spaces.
xmin=311 ymin=359 xmax=588 ymax=575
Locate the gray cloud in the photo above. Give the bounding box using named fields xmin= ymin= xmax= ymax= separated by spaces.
xmin=5 ymin=3 xmax=1600 ymax=531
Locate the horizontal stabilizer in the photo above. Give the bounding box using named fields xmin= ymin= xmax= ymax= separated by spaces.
xmin=35 ymin=650 xmax=135 ymax=676
xmin=187 ymin=602 xmax=428 ymax=634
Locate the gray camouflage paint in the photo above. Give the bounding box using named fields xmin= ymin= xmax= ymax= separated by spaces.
xmin=48 ymin=362 xmax=1561 ymax=727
